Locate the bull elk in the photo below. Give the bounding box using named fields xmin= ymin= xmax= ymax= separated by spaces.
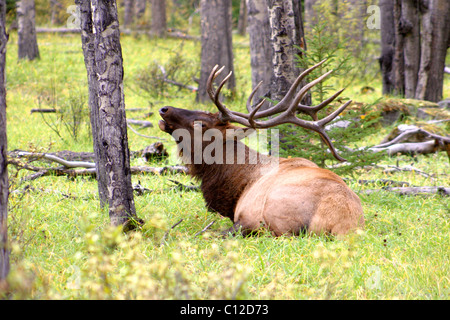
xmin=158 ymin=60 xmax=364 ymax=236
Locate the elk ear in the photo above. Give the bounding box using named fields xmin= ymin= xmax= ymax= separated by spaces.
xmin=224 ymin=125 xmax=256 ymax=141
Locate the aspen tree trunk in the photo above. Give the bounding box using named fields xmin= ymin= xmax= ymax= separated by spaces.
xmin=246 ymin=0 xmax=272 ymax=109
xmin=237 ymin=0 xmax=247 ymax=35
xmin=266 ymin=0 xmax=303 ymax=102
xmin=77 ymin=0 xmax=141 ymax=229
xmin=197 ymin=0 xmax=235 ymax=103
xmin=401 ymin=0 xmax=420 ymax=99
xmin=379 ymin=0 xmax=395 ymax=95
xmin=123 ymin=0 xmax=134 ymax=28
xmin=0 ymin=0 xmax=9 ymax=281
xmin=392 ymin=0 xmax=405 ymax=96
xmin=17 ymin=0 xmax=39 ymax=60
xmin=150 ymin=0 xmax=167 ymax=37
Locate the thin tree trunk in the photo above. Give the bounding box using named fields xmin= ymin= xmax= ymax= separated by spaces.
xmin=415 ymin=1 xmax=432 ymax=100
xmin=266 ymin=0 xmax=300 ymax=102
xmin=0 ymin=0 xmax=9 ymax=282
xmin=379 ymin=0 xmax=395 ymax=95
xmin=17 ymin=0 xmax=39 ymax=60
xmin=402 ymin=0 xmax=420 ymax=99
xmin=422 ymin=0 xmax=450 ymax=102
xmin=150 ymin=0 xmax=166 ymax=37
xmin=123 ymin=0 xmax=134 ymax=28
xmin=393 ymin=0 xmax=405 ymax=96
xmin=135 ymin=0 xmax=146 ymax=20
xmin=304 ymin=0 xmax=318 ymax=31
xmin=237 ymin=0 xmax=247 ymax=35
xmin=78 ymin=0 xmax=108 ymax=206
xmin=197 ymin=0 xmax=235 ymax=103
xmin=246 ymin=0 xmax=272 ymax=109
xmin=77 ymin=0 xmax=140 ymax=229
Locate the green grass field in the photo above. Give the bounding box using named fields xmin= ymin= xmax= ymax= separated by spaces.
xmin=3 ymin=31 xmax=450 ymax=300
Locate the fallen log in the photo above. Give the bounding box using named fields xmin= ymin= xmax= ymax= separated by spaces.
xmin=361 ymin=186 xmax=449 ymax=196
xmin=371 ymin=140 xmax=441 ymax=156
xmin=7 ymin=150 xmax=188 ymax=181
xmin=126 ymin=119 xmax=153 ymax=128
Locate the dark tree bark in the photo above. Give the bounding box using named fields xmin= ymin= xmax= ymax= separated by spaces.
xmin=197 ymin=0 xmax=235 ymax=103
xmin=304 ymin=0 xmax=318 ymax=30
xmin=382 ymin=0 xmax=449 ymax=102
xmin=246 ymin=0 xmax=272 ymax=109
xmin=379 ymin=0 xmax=395 ymax=95
xmin=393 ymin=0 xmax=405 ymax=96
xmin=135 ymin=0 xmax=146 ymax=20
xmin=0 ymin=0 xmax=9 ymax=282
xmin=123 ymin=0 xmax=134 ymax=28
xmin=266 ymin=0 xmax=304 ymax=102
xmin=237 ymin=0 xmax=247 ymax=35
xmin=77 ymin=0 xmax=140 ymax=229
xmin=78 ymin=0 xmax=108 ymax=206
xmin=419 ymin=0 xmax=450 ymax=102
xmin=402 ymin=0 xmax=420 ymax=99
xmin=150 ymin=0 xmax=167 ymax=37
xmin=17 ymin=0 xmax=39 ymax=60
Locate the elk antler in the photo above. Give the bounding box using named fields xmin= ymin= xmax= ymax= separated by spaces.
xmin=206 ymin=60 xmax=352 ymax=162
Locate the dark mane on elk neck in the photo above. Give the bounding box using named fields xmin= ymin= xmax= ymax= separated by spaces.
xmin=186 ymin=139 xmax=272 ymax=220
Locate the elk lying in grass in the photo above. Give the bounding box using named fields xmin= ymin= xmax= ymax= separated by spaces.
xmin=158 ymin=60 xmax=364 ymax=236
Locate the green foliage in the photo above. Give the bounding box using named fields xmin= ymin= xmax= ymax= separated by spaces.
xmin=296 ymin=20 xmax=353 ymax=102
xmin=38 ymin=86 xmax=90 ymax=143
xmin=134 ymin=44 xmax=199 ymax=100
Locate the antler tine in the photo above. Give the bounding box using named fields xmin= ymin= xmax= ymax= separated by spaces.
xmin=297 ymin=88 xmax=346 ymax=120
xmin=205 ymin=62 xmax=353 ymax=162
xmin=249 ymin=58 xmax=327 ymax=120
xmin=249 ymin=98 xmax=353 ymax=162
xmin=206 ymin=65 xmax=222 ymax=101
xmin=214 ymin=70 xmax=233 ymax=105
xmin=246 ymin=81 xmax=264 ymax=112
xmin=317 ymin=99 xmax=353 ymax=127
xmin=248 ymin=98 xmax=265 ymax=128
xmin=285 ymin=69 xmax=334 ymax=116
xmin=206 ymin=65 xmax=236 ymax=121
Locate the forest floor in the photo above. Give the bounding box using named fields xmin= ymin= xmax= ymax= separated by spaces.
xmin=2 ymin=31 xmax=449 ymax=299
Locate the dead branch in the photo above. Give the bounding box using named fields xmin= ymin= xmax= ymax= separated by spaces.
xmin=7 ymin=151 xmax=188 ymax=181
xmin=361 ymin=186 xmax=449 ymax=196
xmin=157 ymin=64 xmax=198 ymax=92
xmin=30 ymin=108 xmax=57 ymax=113
xmin=366 ymin=124 xmax=450 ymax=158
xmin=126 ymin=123 xmax=167 ymax=141
xmin=160 ymin=219 xmax=184 ymax=246
xmin=167 ymin=179 xmax=200 ymax=192
xmin=372 ymin=126 xmax=450 ymax=148
xmin=127 ymin=119 xmax=153 ymax=128
xmin=344 ymin=178 xmax=411 ymax=187
xmin=376 ymin=164 xmax=433 ymax=178
xmin=371 ymin=140 xmax=442 ymax=156
xmin=194 ymin=221 xmax=216 ymax=237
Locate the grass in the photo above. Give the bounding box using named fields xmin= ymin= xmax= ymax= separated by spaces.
xmin=3 ymin=30 xmax=450 ymax=300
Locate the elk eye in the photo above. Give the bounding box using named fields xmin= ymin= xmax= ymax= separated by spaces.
xmin=192 ymin=121 xmax=207 ymax=129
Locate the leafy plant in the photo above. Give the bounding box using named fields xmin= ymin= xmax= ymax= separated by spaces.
xmin=134 ymin=44 xmax=198 ymax=99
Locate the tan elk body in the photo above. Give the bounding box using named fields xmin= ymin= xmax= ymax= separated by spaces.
xmin=159 ymin=60 xmax=364 ymax=236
